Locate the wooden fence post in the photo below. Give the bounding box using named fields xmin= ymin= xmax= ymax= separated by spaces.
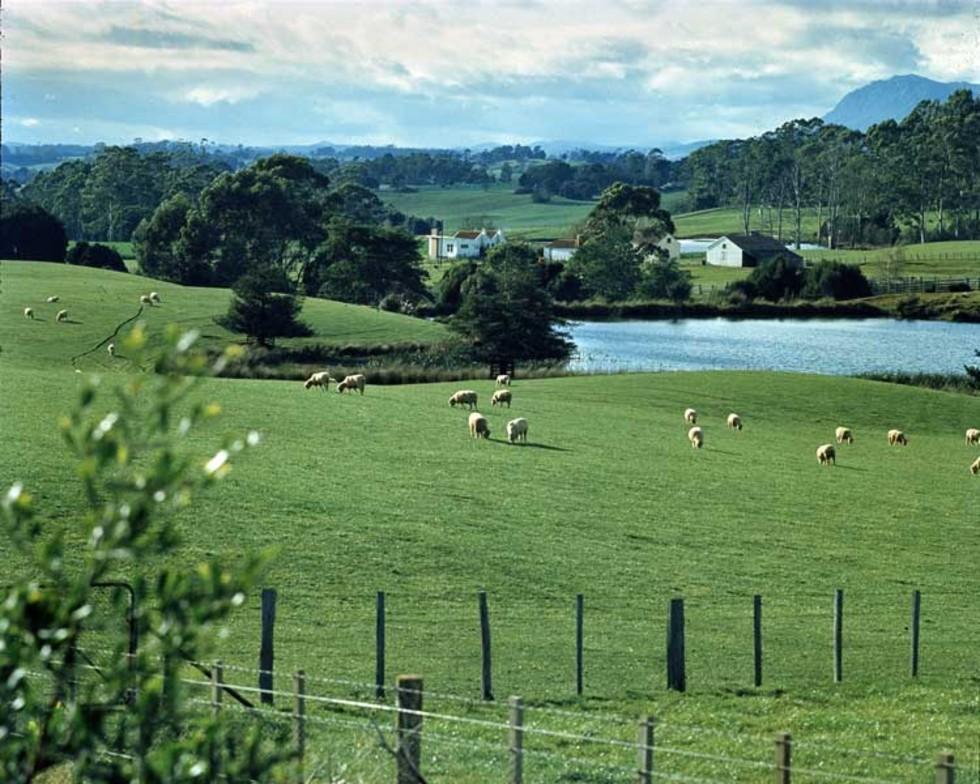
xmin=396 ymin=675 xmax=423 ymax=784
xmin=666 ymin=598 xmax=686 ymax=692
xmin=211 ymin=660 xmax=224 ymax=717
xmin=910 ymin=589 xmax=921 ymax=678
xmin=934 ymin=752 xmax=954 ymax=784
xmin=753 ymin=594 xmax=763 ymax=688
xmin=636 ymin=716 xmax=654 ymax=784
xmin=509 ymin=696 xmax=524 ymax=784
xmin=479 ymin=591 xmax=494 ymax=701
xmin=775 ymin=732 xmax=792 ymax=784
xmin=259 ymin=588 xmax=277 ymax=705
xmin=294 ymin=671 xmax=306 ymax=784
xmin=376 ymin=591 xmax=386 ymax=700
xmin=576 ymin=593 xmax=584 ymax=697
xmin=833 ymin=589 xmax=843 ymax=683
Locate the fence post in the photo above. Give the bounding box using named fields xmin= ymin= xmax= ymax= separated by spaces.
xmin=636 ymin=716 xmax=654 ymax=784
xmin=833 ymin=589 xmax=843 ymax=683
xmin=294 ymin=671 xmax=306 ymax=784
xmin=934 ymin=752 xmax=954 ymax=784
xmin=775 ymin=732 xmax=792 ymax=784
xmin=666 ymin=598 xmax=686 ymax=692
xmin=509 ymin=696 xmax=524 ymax=784
xmin=211 ymin=660 xmax=224 ymax=717
xmin=259 ymin=587 xmax=277 ymax=705
xmin=376 ymin=591 xmax=386 ymax=700
xmin=753 ymin=594 xmax=763 ymax=688
xmin=396 ymin=675 xmax=424 ymax=784
xmin=479 ymin=590 xmax=494 ymax=701
xmin=576 ymin=593 xmax=584 ymax=696
xmin=910 ymin=589 xmax=921 ymax=678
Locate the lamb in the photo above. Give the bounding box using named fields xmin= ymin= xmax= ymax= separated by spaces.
xmin=140 ymin=294 xmax=153 ymax=306
xmin=468 ymin=412 xmax=491 ymax=439
xmin=966 ymin=428 xmax=980 ymax=446
xmin=506 ymin=417 xmax=528 ymax=444
xmin=491 ymin=389 xmax=512 ymax=408
xmin=449 ymin=390 xmax=478 ymax=409
xmin=496 ymin=374 xmax=511 ymax=386
xmin=727 ymin=413 xmax=742 ymax=431
xmin=972 ymin=457 xmax=980 ymax=476
xmin=149 ymin=291 xmax=161 ymax=304
xmin=303 ymin=371 xmax=332 ymax=391
xmin=24 ymin=307 xmax=34 ymax=319
xmin=835 ymin=427 xmax=854 ymax=445
xmin=56 ymin=309 xmax=68 ymax=322
xmin=46 ymin=296 xmax=59 ymax=303
xmin=684 ymin=408 xmax=697 ymax=425
xmin=688 ymin=426 xmax=703 ymax=449
xmin=887 ymin=429 xmax=908 ymax=446
xmin=337 ymin=373 xmax=366 ymax=395
xmin=107 ymin=343 xmax=115 ymax=357
xmin=817 ymin=443 xmax=836 ymax=465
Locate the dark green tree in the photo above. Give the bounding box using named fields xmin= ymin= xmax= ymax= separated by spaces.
xmin=0 ymin=202 xmax=67 ymax=261
xmin=636 ymin=257 xmax=693 ymax=302
xmin=221 ymin=268 xmax=312 ymax=346
xmin=66 ymin=241 xmax=128 ymax=272
xmin=801 ymin=261 xmax=871 ymax=300
xmin=727 ymin=256 xmax=805 ymax=302
xmin=567 ymin=228 xmax=642 ymax=300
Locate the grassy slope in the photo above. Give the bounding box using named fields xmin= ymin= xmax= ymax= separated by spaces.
xmin=1 ymin=261 xmax=448 ymax=371
xmin=2 ymin=261 xmax=980 ymax=780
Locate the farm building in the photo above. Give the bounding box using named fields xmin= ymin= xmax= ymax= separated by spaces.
xmin=706 ymin=234 xmax=804 ymax=268
xmin=656 ymin=234 xmax=681 ymax=262
xmin=427 ymin=228 xmax=506 ymax=260
xmin=542 ymin=233 xmax=681 ymax=262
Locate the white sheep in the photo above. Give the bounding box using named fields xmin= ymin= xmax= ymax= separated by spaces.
xmin=966 ymin=428 xmax=980 ymax=446
xmin=56 ymin=309 xmax=68 ymax=322
xmin=140 ymin=294 xmax=153 ymax=306
xmin=24 ymin=307 xmax=34 ymax=319
xmin=727 ymin=413 xmax=742 ymax=431
xmin=688 ymin=426 xmax=703 ymax=449
xmin=449 ymin=390 xmax=478 ymax=409
xmin=971 ymin=457 xmax=980 ymax=476
xmin=468 ymin=412 xmax=491 ymax=439
xmin=817 ymin=443 xmax=836 ymax=465
xmin=887 ymin=429 xmax=908 ymax=446
xmin=107 ymin=343 xmax=115 ymax=357
xmin=46 ymin=296 xmax=59 ymax=303
xmin=303 ymin=371 xmax=332 ymax=391
xmin=337 ymin=373 xmax=366 ymax=395
xmin=835 ymin=427 xmax=854 ymax=445
xmin=684 ymin=408 xmax=697 ymax=425
xmin=491 ymin=389 xmax=512 ymax=408
xmin=506 ymin=417 xmax=528 ymax=444
xmin=149 ymin=291 xmax=161 ymax=304
xmin=496 ymin=374 xmax=511 ymax=386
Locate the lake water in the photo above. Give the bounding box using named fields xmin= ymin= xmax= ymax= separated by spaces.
xmin=567 ymin=318 xmax=980 ymax=375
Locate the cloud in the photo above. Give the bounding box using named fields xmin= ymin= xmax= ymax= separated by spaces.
xmin=182 ymin=85 xmax=262 ymax=107
xmin=21 ymin=117 xmax=40 ymax=127
xmin=101 ymin=25 xmax=255 ymax=52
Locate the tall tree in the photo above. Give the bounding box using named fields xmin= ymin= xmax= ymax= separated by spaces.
xmin=0 ymin=203 xmax=67 ymax=262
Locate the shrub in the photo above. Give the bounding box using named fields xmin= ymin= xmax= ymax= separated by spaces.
xmin=66 ymin=241 xmax=128 ymax=272
xmin=801 ymin=261 xmax=871 ymax=301
xmin=220 ymin=268 xmax=312 ymax=346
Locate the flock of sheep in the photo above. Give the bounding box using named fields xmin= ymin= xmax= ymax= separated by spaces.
xmin=23 ymin=291 xmax=161 ymax=344
xmin=303 ymin=371 xmax=367 ymax=394
xmin=682 ymin=406 xmax=980 ymax=474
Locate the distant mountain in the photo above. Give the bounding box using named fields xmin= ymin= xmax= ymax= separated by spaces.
xmin=824 ymin=74 xmax=978 ymax=130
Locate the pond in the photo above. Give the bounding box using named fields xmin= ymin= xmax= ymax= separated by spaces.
xmin=567 ymin=318 xmax=980 ymax=375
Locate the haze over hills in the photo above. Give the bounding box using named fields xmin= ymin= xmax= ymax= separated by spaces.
xmin=823 ymin=74 xmax=979 ymax=131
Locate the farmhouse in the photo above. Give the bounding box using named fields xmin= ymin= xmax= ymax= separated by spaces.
xmin=542 ymin=233 xmax=681 ymax=262
xmin=427 ymin=227 xmax=506 ymax=260
xmin=706 ymin=234 xmax=804 ymax=268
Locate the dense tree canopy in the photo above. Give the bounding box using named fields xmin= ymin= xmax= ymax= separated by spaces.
xmin=0 ymin=202 xmax=67 ymax=262
xmin=65 ymin=241 xmax=128 ymax=272
xmin=220 ymin=268 xmax=312 ymax=346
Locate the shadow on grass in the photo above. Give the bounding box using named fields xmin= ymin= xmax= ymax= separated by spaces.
xmin=486 ymin=438 xmax=571 ymax=452
xmin=835 ymin=464 xmax=867 ymax=472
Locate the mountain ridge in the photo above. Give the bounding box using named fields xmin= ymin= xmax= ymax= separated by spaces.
xmin=823 ymin=74 xmax=978 ymax=130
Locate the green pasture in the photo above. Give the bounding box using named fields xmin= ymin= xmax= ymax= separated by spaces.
xmin=2 ymin=261 xmax=980 ymax=780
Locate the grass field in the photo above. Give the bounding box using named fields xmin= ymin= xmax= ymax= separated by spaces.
xmin=3 ymin=261 xmax=980 ymax=780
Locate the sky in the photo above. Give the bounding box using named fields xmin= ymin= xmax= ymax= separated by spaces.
xmin=3 ymin=0 xmax=979 ymax=148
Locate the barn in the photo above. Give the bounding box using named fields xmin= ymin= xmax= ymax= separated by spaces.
xmin=706 ymin=234 xmax=804 ymax=268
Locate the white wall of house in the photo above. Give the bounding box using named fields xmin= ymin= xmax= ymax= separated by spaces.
xmin=428 ymin=229 xmax=505 ymax=260
xmin=657 ymin=234 xmax=681 ymax=262
xmin=706 ymin=237 xmax=745 ymax=267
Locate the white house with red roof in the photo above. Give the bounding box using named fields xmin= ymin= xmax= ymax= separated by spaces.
xmin=427 ymin=228 xmax=506 ymax=260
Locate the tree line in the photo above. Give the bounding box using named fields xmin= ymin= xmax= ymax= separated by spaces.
xmin=681 ymin=90 xmax=980 ymax=247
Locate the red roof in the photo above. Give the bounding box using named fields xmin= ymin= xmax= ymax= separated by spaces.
xmin=454 ymin=230 xmax=482 ymax=239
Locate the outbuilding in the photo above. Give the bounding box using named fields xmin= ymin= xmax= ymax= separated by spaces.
xmin=706 ymin=233 xmax=804 ymax=268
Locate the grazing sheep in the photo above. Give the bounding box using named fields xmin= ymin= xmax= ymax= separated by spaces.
xmin=684 ymin=408 xmax=697 ymax=425
xmin=140 ymin=294 xmax=152 ymax=306
xmin=727 ymin=413 xmax=742 ymax=431
xmin=337 ymin=373 xmax=366 ymax=395
xmin=491 ymin=389 xmax=512 ymax=408
xmin=887 ymin=429 xmax=908 ymax=446
xmin=835 ymin=427 xmax=854 ymax=445
xmin=688 ymin=426 xmax=703 ymax=449
xmin=303 ymin=371 xmax=332 ymax=391
xmin=971 ymin=457 xmax=980 ymax=475
xmin=56 ymin=309 xmax=68 ymax=322
xmin=149 ymin=291 xmax=161 ymax=303
xmin=468 ymin=412 xmax=491 ymax=439
xmin=817 ymin=443 xmax=836 ymax=465
xmin=966 ymin=428 xmax=980 ymax=446
xmin=496 ymin=374 xmax=511 ymax=386
xmin=46 ymin=296 xmax=59 ymax=303
xmin=449 ymin=390 xmax=478 ymax=409
xmin=506 ymin=417 xmax=528 ymax=444
xmin=107 ymin=343 xmax=115 ymax=357
xmin=24 ymin=307 xmax=34 ymax=319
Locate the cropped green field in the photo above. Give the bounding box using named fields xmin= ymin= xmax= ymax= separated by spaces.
xmin=3 ymin=261 xmax=980 ymax=781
